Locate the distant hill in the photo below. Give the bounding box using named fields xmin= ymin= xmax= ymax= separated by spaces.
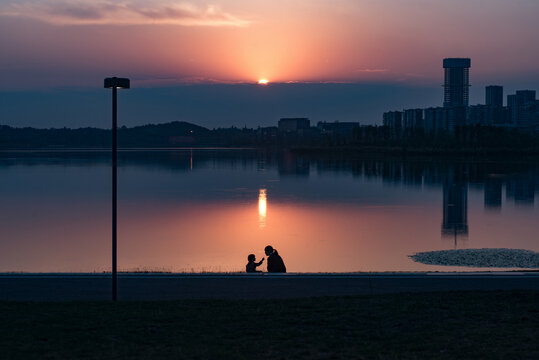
xmin=118 ymin=121 xmax=210 ymax=147
xmin=0 ymin=125 xmax=110 ymax=148
xmin=0 ymin=121 xmax=252 ymax=148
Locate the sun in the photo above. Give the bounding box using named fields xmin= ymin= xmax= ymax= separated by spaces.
xmin=258 ymin=79 xmax=269 ymax=85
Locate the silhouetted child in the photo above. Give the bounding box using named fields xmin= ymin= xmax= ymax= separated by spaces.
xmin=246 ymin=254 xmax=264 ymax=273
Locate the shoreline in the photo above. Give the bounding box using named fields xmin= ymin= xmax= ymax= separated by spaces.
xmin=1 ymin=146 xmax=539 ymax=157
xmin=1 ymin=270 xmax=539 ymax=276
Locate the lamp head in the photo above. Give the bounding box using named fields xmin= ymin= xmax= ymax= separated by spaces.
xmin=104 ymin=77 xmax=130 ymax=89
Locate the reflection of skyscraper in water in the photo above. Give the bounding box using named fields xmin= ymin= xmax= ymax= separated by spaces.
xmin=484 ymin=176 xmax=503 ymax=210
xmin=442 ymin=169 xmax=468 ymax=245
xmin=506 ymin=174 xmax=535 ymax=206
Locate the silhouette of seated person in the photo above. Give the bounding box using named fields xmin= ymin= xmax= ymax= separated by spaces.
xmin=246 ymin=254 xmax=264 ymax=273
xmin=264 ymin=245 xmax=287 ymax=273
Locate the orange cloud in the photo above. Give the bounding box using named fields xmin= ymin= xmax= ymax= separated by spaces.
xmin=0 ymin=0 xmax=251 ymax=26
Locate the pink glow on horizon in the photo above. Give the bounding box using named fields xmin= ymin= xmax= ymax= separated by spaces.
xmin=3 ymin=198 xmax=539 ymax=273
xmin=0 ymin=0 xmax=538 ymax=89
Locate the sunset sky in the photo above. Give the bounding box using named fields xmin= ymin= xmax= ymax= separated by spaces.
xmin=1 ymin=0 xmax=538 ymax=128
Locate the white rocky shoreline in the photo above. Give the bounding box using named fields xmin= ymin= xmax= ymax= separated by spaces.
xmin=410 ymin=248 xmax=539 ymax=268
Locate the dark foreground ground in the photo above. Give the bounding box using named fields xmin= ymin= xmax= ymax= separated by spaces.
xmin=1 ymin=291 xmax=538 ymax=359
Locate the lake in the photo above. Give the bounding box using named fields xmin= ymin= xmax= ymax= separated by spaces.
xmin=1 ymin=149 xmax=538 ymax=273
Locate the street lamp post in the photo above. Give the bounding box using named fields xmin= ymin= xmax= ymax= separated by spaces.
xmin=104 ymin=77 xmax=130 ymax=301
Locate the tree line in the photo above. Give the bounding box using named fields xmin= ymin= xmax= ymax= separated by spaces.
xmin=1 ymin=121 xmax=539 ymax=152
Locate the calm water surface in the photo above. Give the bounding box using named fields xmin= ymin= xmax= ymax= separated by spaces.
xmin=1 ymin=149 xmax=538 ymax=272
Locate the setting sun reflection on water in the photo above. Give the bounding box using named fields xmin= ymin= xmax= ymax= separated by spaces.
xmin=2 ymin=151 xmax=539 ymax=273
xmin=258 ymin=188 xmax=267 ymax=228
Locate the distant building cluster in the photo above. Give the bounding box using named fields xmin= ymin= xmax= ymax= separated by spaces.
xmin=277 ymin=118 xmax=311 ymax=133
xmin=383 ymin=58 xmax=539 ymax=136
xmin=276 ymin=118 xmax=360 ymax=135
xmin=256 ymin=117 xmax=360 ymax=143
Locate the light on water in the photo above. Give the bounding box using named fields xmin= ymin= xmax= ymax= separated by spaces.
xmin=258 ymin=188 xmax=267 ymax=228
xmin=1 ymin=150 xmax=538 ymax=273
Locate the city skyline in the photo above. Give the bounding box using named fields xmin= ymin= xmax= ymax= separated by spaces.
xmin=1 ymin=0 xmax=539 ymax=128
xmin=384 ymin=57 xmax=539 ymax=134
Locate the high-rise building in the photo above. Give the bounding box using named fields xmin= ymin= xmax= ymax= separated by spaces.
xmin=445 ymin=106 xmax=467 ymax=132
xmin=516 ymin=90 xmax=536 ymax=103
xmin=507 ymin=90 xmax=537 ymax=125
xmin=383 ymin=111 xmax=403 ymax=138
xmin=443 ymin=58 xmax=471 ymax=108
xmin=507 ymin=94 xmax=518 ymax=125
xmin=403 ymin=109 xmax=423 ymax=129
xmin=423 ymin=108 xmax=438 ymax=134
xmin=486 ymin=85 xmax=503 ymax=107
xmin=467 ymin=105 xmax=490 ymax=125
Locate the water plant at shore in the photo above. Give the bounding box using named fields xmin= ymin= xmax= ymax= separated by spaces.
xmin=410 ymin=248 xmax=539 ymax=268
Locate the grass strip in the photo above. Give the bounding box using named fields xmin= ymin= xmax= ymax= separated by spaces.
xmin=1 ymin=291 xmax=538 ymax=359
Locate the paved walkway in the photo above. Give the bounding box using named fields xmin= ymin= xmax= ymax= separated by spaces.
xmin=1 ymin=273 xmax=538 ymax=301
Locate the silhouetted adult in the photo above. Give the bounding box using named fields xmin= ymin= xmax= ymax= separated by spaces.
xmin=264 ymin=245 xmax=286 ymax=273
